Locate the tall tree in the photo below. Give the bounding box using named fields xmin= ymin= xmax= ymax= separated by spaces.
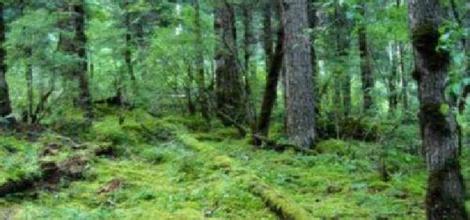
xmin=254 ymin=2 xmax=285 ymax=145
xmin=408 ymin=0 xmax=468 ymax=219
xmin=263 ymin=1 xmax=273 ymax=74
xmin=388 ymin=42 xmax=398 ymax=112
xmin=333 ymin=0 xmax=351 ymax=117
xmin=241 ymin=2 xmax=256 ymax=126
xmin=123 ymin=0 xmax=137 ymax=97
xmin=282 ymin=0 xmax=316 ymax=148
xmin=399 ymin=43 xmax=409 ymax=111
xmin=0 ymin=3 xmax=11 ymax=117
xmin=358 ymin=2 xmax=374 ymax=112
xmin=214 ymin=1 xmax=245 ymax=125
xmin=307 ymin=0 xmax=319 ymax=114
xmin=75 ymin=1 xmax=93 ymax=119
xmin=193 ymin=0 xmax=209 ymax=120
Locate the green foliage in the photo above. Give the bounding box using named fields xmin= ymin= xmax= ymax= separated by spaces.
xmin=316 ymin=139 xmax=350 ymax=155
xmin=0 ymin=137 xmax=40 ymax=183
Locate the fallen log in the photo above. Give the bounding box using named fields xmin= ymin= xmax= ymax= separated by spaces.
xmin=0 ymin=162 xmax=60 ymax=197
xmin=248 ymin=179 xmax=312 ymax=220
xmin=0 ymin=140 xmax=114 ymax=197
xmin=216 ymin=110 xmax=314 ymax=154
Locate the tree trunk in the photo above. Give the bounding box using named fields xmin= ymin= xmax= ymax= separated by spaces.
xmin=214 ymin=1 xmax=245 ymax=125
xmin=358 ymin=3 xmax=374 ymax=112
xmin=388 ymin=42 xmax=398 ymax=113
xmin=242 ymin=4 xmax=256 ymax=126
xmin=408 ymin=0 xmax=468 ymax=219
xmin=333 ymin=0 xmax=351 ymax=118
xmin=307 ymin=0 xmax=319 ymax=115
xmin=26 ymin=49 xmax=33 ymax=124
xmin=282 ymin=0 xmax=316 ymax=149
xmin=0 ymin=3 xmax=11 ymax=117
xmin=263 ymin=2 xmax=273 ymax=74
xmin=124 ymin=0 xmax=137 ymax=97
xmin=185 ymin=64 xmax=196 ymax=115
xmin=73 ymin=1 xmax=93 ymax=119
xmin=399 ymin=43 xmax=409 ymax=111
xmin=193 ymin=0 xmax=210 ymax=121
xmin=254 ymin=4 xmax=285 ymax=146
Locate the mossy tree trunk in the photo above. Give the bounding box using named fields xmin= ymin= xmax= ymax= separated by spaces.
xmin=214 ymin=1 xmax=245 ymax=125
xmin=0 ymin=3 xmax=11 ymax=117
xmin=282 ymin=0 xmax=316 ymax=149
xmin=408 ymin=0 xmax=468 ymax=219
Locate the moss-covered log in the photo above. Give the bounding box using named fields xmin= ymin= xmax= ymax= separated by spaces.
xmin=249 ymin=180 xmax=311 ymax=220
xmin=0 ymin=140 xmax=106 ymax=198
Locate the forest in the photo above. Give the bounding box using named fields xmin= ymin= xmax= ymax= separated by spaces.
xmin=0 ymin=0 xmax=468 ymax=219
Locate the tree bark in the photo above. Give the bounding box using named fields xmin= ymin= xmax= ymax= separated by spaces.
xmin=185 ymin=63 xmax=196 ymax=115
xmin=307 ymin=0 xmax=319 ymax=115
xmin=263 ymin=2 xmax=273 ymax=74
xmin=26 ymin=49 xmax=33 ymax=124
xmin=282 ymin=0 xmax=316 ymax=149
xmin=242 ymin=4 xmax=256 ymax=126
xmin=358 ymin=2 xmax=374 ymax=112
xmin=0 ymin=3 xmax=11 ymax=117
xmin=399 ymin=43 xmax=409 ymax=111
xmin=388 ymin=42 xmax=398 ymax=113
xmin=408 ymin=0 xmax=468 ymax=219
xmin=334 ymin=1 xmax=351 ymax=117
xmin=193 ymin=0 xmax=210 ymax=121
xmin=73 ymin=1 xmax=93 ymax=119
xmin=254 ymin=4 xmax=285 ymax=146
xmin=214 ymin=1 xmax=245 ymax=125
xmin=124 ymin=0 xmax=137 ymax=97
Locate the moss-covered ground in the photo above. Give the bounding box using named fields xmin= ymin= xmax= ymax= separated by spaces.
xmin=0 ymin=109 xmax=468 ymax=219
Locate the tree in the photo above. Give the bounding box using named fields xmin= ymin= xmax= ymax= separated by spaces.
xmin=76 ymin=2 xmax=92 ymax=119
xmin=263 ymin=1 xmax=273 ymax=74
xmin=254 ymin=2 xmax=284 ymax=146
xmin=123 ymin=0 xmax=137 ymax=98
xmin=214 ymin=1 xmax=245 ymax=125
xmin=0 ymin=3 xmax=11 ymax=117
xmin=193 ymin=0 xmax=210 ymax=121
xmin=333 ymin=0 xmax=351 ymax=117
xmin=408 ymin=0 xmax=468 ymax=219
xmin=282 ymin=0 xmax=316 ymax=148
xmin=241 ymin=2 xmax=256 ymax=126
xmin=62 ymin=0 xmax=93 ymax=119
xmin=388 ymin=42 xmax=398 ymax=112
xmin=358 ymin=2 xmax=374 ymax=112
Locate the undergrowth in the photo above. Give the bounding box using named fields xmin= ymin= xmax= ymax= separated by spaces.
xmin=0 ymin=108 xmax=468 ymax=219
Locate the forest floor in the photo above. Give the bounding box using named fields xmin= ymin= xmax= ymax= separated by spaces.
xmin=0 ymin=108 xmax=469 ymax=219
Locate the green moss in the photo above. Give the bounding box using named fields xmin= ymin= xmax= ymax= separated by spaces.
xmin=0 ymin=112 xmax=433 ymax=219
xmin=316 ymin=139 xmax=349 ymax=155
xmin=91 ymin=116 xmax=138 ymax=144
xmin=249 ymin=180 xmax=312 ymax=220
